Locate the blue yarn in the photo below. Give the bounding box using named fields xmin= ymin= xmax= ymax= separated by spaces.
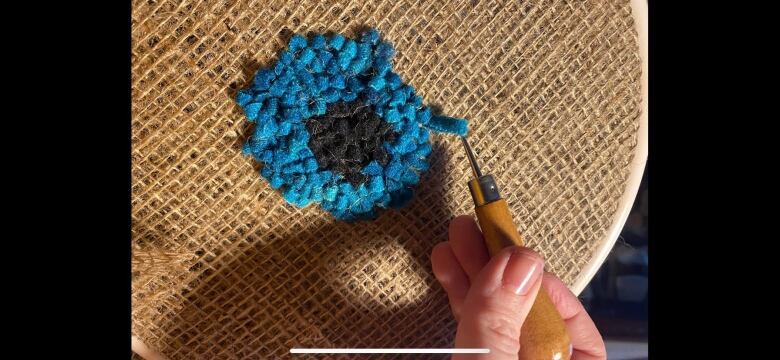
xmin=427 ymin=115 xmax=469 ymax=136
xmin=236 ymin=29 xmax=469 ymax=221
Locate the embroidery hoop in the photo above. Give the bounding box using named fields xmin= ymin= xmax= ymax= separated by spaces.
xmin=131 ymin=0 xmax=648 ymax=357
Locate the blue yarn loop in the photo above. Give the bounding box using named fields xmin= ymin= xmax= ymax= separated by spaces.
xmin=236 ymin=29 xmax=469 ymax=220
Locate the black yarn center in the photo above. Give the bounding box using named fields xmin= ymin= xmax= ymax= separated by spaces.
xmin=306 ymin=100 xmax=398 ymax=186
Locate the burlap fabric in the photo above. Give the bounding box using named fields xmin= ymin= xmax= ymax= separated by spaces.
xmin=131 ymin=0 xmax=642 ymax=358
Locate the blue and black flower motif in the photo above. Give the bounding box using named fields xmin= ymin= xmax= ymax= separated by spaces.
xmin=236 ymin=29 xmax=467 ymax=220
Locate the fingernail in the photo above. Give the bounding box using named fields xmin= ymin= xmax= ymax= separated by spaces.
xmin=502 ymin=248 xmax=543 ymax=295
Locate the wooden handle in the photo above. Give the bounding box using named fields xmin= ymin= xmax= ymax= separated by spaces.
xmin=475 ymin=199 xmax=572 ymax=360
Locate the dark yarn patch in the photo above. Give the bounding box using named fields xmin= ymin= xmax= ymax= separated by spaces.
xmin=306 ymin=100 xmax=398 ymax=186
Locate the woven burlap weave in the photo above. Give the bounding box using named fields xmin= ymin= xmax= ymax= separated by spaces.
xmin=131 ymin=0 xmax=642 ymax=358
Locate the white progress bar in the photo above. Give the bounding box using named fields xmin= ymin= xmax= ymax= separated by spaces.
xmin=290 ymin=348 xmax=490 ymax=354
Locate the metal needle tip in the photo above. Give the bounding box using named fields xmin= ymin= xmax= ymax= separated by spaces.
xmin=461 ymin=136 xmax=482 ymax=179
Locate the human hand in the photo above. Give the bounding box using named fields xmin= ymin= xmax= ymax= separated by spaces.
xmin=431 ymin=215 xmax=606 ymax=359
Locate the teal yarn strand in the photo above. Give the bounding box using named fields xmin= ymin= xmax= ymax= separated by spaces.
xmin=427 ymin=115 xmax=468 ymax=137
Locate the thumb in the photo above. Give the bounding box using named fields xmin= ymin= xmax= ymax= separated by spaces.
xmin=453 ymin=247 xmax=544 ymax=360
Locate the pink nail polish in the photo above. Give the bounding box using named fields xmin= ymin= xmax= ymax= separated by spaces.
xmin=502 ymin=248 xmax=543 ymax=295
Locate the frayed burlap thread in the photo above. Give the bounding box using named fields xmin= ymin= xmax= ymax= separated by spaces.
xmin=132 ymin=0 xmax=642 ymax=358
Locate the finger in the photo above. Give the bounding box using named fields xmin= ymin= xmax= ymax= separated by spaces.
xmin=542 ymin=273 xmax=606 ymax=360
xmin=453 ymin=247 xmax=544 ymax=360
xmin=431 ymin=241 xmax=470 ymax=321
xmin=448 ymin=215 xmax=490 ymax=282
